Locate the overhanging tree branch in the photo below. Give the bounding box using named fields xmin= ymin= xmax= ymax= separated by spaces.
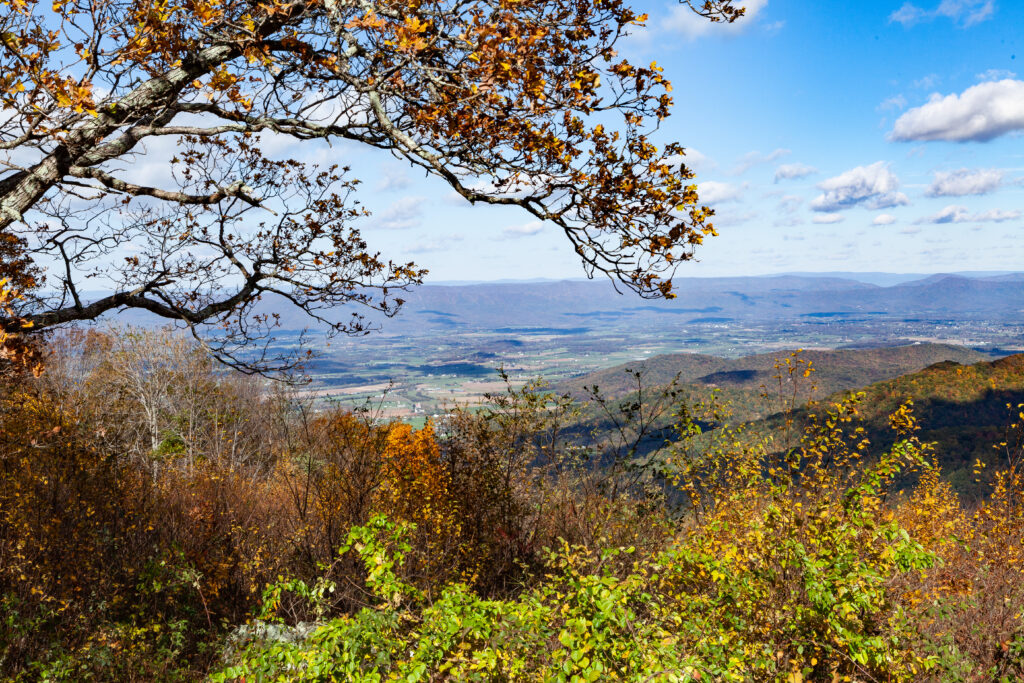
xmin=0 ymin=0 xmax=740 ymax=371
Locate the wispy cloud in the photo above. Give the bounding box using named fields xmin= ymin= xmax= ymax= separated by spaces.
xmin=877 ymin=95 xmax=908 ymax=112
xmin=773 ymin=163 xmax=818 ymax=183
xmin=376 ymin=196 xmax=426 ymax=230
xmin=917 ymin=205 xmax=1021 ymax=224
xmin=977 ymin=68 xmax=1017 ymax=82
xmin=376 ymin=167 xmax=413 ymax=192
xmin=777 ymin=195 xmax=804 ymax=213
xmin=732 ymin=148 xmax=790 ymax=175
xmin=890 ymin=0 xmax=995 ymax=28
xmin=407 ymin=234 xmax=465 ymax=253
xmin=501 ymin=221 xmax=546 ymax=238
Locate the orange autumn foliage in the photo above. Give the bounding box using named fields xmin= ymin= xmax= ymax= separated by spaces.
xmin=0 ymin=279 xmax=41 ymax=376
xmin=378 ymin=421 xmax=461 ymax=550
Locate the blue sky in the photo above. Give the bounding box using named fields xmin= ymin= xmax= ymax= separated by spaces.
xmin=345 ymin=0 xmax=1024 ymax=281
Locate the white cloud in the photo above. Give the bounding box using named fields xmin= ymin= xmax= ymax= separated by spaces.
xmin=890 ymin=3 xmax=930 ymax=26
xmin=714 ymin=208 xmax=758 ymax=225
xmin=890 ymin=0 xmax=995 ymax=27
xmin=684 ymin=148 xmax=715 ymax=171
xmin=407 ymin=234 xmax=465 ymax=253
xmin=501 ymin=221 xmax=545 ymax=238
xmin=377 ymin=167 xmax=413 ymax=192
xmin=732 ymin=148 xmax=790 ymax=174
xmin=810 ymin=162 xmax=910 ymax=212
xmin=913 ymin=74 xmax=941 ymax=90
xmin=123 ymin=134 xmax=182 ymax=190
xmin=697 ymin=181 xmax=743 ymax=204
xmin=873 ymin=214 xmax=897 ymax=225
xmin=890 ymin=80 xmax=1024 ymax=142
xmin=376 ymin=196 xmax=426 ymax=230
xmin=774 ymin=163 xmax=818 ymax=183
xmin=664 ymin=0 xmax=769 ymax=39
xmin=926 ymin=168 xmax=1004 ymax=196
xmin=922 ymin=205 xmax=969 ymax=223
xmin=666 ymin=148 xmax=716 ymax=174
xmin=878 ymin=95 xmax=908 ymax=112
xmin=977 ymin=68 xmax=1017 ymax=82
xmin=777 ymin=195 xmax=803 ymax=213
xmin=467 ymin=172 xmax=563 ymax=200
xmin=812 ymin=213 xmax=845 ymax=224
xmin=937 ymin=0 xmax=996 ymax=25
xmin=919 ymin=204 xmax=1022 ymax=224
xmin=974 ymin=209 xmax=1020 ymax=222
xmin=443 ymin=191 xmax=469 ymax=207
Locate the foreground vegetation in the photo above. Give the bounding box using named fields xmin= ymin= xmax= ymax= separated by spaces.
xmin=2 ymin=329 xmax=1023 ymax=681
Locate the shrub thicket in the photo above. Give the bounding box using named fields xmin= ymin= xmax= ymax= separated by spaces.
xmin=1 ymin=331 xmax=1022 ymax=681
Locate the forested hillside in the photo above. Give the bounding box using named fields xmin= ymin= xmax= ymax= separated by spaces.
xmin=579 ymin=346 xmax=1024 ymax=499
xmin=731 ymin=353 xmax=1024 ymax=498
xmin=557 ymin=344 xmax=995 ymax=453
xmin=558 ymin=343 xmax=991 ymax=401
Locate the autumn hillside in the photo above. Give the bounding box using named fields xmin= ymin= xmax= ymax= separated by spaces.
xmin=556 ymin=342 xmax=990 ymax=402
xmin=736 ymin=353 xmax=1024 ymax=498
xmin=556 ymin=343 xmax=996 ymax=459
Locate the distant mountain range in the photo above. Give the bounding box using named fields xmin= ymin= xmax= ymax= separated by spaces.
xmin=84 ymin=272 xmax=1024 ymax=348
xmin=770 ymin=271 xmax=1021 ymax=287
xmin=351 ymin=272 xmax=1024 ymax=334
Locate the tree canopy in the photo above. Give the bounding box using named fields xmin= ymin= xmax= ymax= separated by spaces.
xmin=0 ymin=0 xmax=742 ymax=369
